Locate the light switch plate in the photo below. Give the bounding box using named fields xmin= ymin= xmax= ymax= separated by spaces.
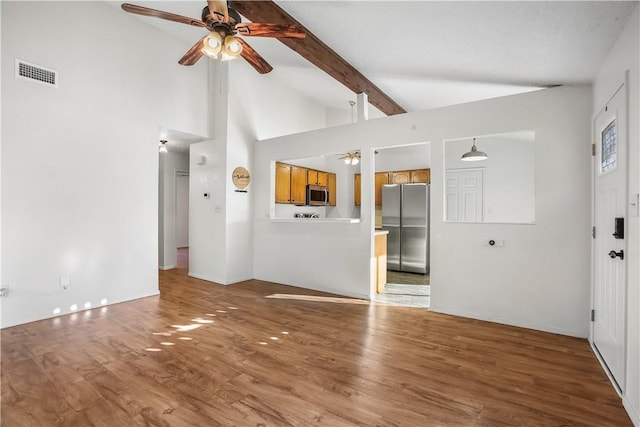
xmin=59 ymin=275 xmax=70 ymax=289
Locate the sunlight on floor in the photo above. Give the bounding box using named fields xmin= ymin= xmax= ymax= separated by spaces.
xmin=265 ymin=294 xmax=370 ymax=304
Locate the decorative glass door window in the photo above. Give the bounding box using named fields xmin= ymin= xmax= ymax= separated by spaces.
xmin=601 ymin=119 xmax=617 ymax=174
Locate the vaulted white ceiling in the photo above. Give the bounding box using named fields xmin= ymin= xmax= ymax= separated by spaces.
xmin=110 ymin=1 xmax=635 ymax=114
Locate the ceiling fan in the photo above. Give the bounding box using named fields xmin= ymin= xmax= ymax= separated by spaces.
xmin=339 ymin=150 xmax=378 ymax=165
xmin=121 ymin=1 xmax=306 ymax=74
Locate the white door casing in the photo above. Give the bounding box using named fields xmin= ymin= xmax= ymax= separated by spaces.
xmin=445 ymin=169 xmax=484 ymax=222
xmin=175 ymin=171 xmax=190 ymax=249
xmin=592 ymin=82 xmax=627 ymax=391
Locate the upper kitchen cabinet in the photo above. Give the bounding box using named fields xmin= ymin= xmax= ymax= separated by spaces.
xmin=410 ymin=169 xmax=430 ymax=184
xmin=275 ymin=162 xmax=335 ymax=206
xmin=317 ymin=171 xmax=329 ymax=187
xmin=389 ymin=170 xmax=411 ymax=184
xmin=355 ymin=169 xmax=429 ymax=206
xmin=275 ymin=162 xmax=292 ymax=203
xmin=308 ymin=169 xmax=329 ymax=187
xmin=388 ymin=169 xmax=430 ymax=184
xmin=307 ymin=169 xmax=318 ymax=185
xmin=290 ymin=166 xmax=308 ymax=205
xmin=354 ymin=173 xmax=361 ymax=206
xmin=375 ymin=172 xmax=389 ymax=205
xmin=328 ymin=173 xmax=336 ymax=206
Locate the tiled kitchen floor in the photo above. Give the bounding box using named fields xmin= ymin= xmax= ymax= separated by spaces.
xmin=375 ymin=271 xmax=430 ymax=308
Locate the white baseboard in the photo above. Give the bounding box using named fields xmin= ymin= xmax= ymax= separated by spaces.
xmin=158 ymin=265 xmax=176 ymax=271
xmin=226 ymin=275 xmax=254 ymax=285
xmin=589 ymin=340 xmax=639 ymax=427
xmin=428 ymin=305 xmax=587 ymax=338
xmin=623 ymin=396 xmax=640 ymax=426
xmin=188 ymin=272 xmax=225 ymax=285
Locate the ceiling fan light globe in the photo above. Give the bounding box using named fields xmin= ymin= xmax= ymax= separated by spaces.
xmin=352 ymin=157 xmax=360 ymax=165
xmin=202 ymin=32 xmax=222 ymax=58
xmin=224 ymin=35 xmax=243 ymax=57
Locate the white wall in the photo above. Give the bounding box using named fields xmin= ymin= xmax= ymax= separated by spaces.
xmin=159 ymin=151 xmax=189 ymax=269
xmin=592 ymin=5 xmax=640 ymax=425
xmin=445 ymin=133 xmax=535 ymax=223
xmin=189 ymin=55 xmax=329 ymax=285
xmin=254 ymin=85 xmax=592 ymax=336
xmin=375 ymin=144 xmax=432 ymax=172
xmin=1 ymin=1 xmax=208 ymax=327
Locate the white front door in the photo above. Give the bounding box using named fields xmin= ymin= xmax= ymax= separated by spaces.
xmin=593 ymin=83 xmax=627 ymax=390
xmin=445 ymin=169 xmax=483 ymax=222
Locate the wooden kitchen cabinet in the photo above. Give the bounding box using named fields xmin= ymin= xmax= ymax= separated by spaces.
xmin=307 ymin=169 xmax=318 ymax=185
xmin=275 ymin=162 xmax=292 ymax=203
xmin=390 ymin=170 xmax=411 ymax=184
xmin=276 ymin=162 xmax=336 ymax=205
xmin=411 ymin=168 xmax=431 ymax=184
xmin=374 ymin=232 xmax=388 ymax=293
xmin=317 ymin=171 xmax=328 ymax=187
xmin=375 ymin=172 xmax=389 ymax=205
xmin=354 ymin=169 xmax=431 ymax=205
xmin=328 ymin=173 xmax=336 ymax=206
xmin=308 ymin=169 xmax=328 ymax=187
xmin=291 ymin=166 xmax=308 ymax=205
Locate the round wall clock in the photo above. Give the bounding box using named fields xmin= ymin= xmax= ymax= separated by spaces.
xmin=232 ymin=167 xmax=250 ymax=192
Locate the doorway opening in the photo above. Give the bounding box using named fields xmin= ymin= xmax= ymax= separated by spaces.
xmin=157 ymin=127 xmax=205 ymax=272
xmin=176 ymin=170 xmax=190 ymax=270
xmin=371 ymin=143 xmax=431 ymax=308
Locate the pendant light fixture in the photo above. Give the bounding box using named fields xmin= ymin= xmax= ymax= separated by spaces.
xmin=461 ymin=137 xmax=488 ymax=161
xmin=159 ymin=140 xmax=168 ymax=153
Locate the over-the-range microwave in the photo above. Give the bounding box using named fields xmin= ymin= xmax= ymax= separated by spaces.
xmin=305 ymin=184 xmax=329 ymax=206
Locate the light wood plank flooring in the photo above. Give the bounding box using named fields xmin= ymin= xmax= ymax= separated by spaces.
xmin=1 ymin=266 xmax=632 ymax=426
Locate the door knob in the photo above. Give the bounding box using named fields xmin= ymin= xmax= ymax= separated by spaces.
xmin=608 ymin=250 xmax=624 ymax=260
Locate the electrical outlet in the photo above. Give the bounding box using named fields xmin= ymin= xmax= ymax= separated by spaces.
xmin=59 ymin=276 xmax=70 ymax=290
xmin=0 ymin=288 xmax=8 ymax=297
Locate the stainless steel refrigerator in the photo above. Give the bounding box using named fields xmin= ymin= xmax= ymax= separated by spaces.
xmin=382 ymin=183 xmax=430 ymax=274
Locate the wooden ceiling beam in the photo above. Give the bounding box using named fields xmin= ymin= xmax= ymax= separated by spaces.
xmin=232 ymin=0 xmax=407 ymax=116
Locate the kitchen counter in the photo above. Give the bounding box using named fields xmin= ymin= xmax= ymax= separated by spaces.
xmin=263 ymin=218 xmax=361 ymax=224
xmin=374 ymin=229 xmax=389 ymax=235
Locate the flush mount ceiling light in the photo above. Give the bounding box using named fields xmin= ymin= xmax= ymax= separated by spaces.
xmin=159 ymin=140 xmax=168 ymax=153
xmin=461 ymin=138 xmax=488 ymax=161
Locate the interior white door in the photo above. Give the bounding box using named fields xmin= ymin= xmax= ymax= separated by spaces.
xmin=593 ymin=83 xmax=627 ymax=390
xmin=445 ymin=169 xmax=483 ymax=222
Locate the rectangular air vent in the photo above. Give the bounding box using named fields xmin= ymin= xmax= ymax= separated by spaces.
xmin=15 ymin=59 xmax=58 ymax=87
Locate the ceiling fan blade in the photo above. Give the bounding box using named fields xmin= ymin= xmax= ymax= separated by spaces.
xmin=207 ymin=0 xmax=229 ymax=23
xmin=237 ymin=39 xmax=273 ymax=74
xmin=178 ymin=36 xmax=207 ymax=66
xmin=235 ymin=23 xmax=306 ymax=39
xmin=121 ymin=3 xmax=207 ymax=28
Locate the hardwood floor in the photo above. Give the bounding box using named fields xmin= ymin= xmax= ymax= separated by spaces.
xmin=1 ymin=267 xmax=632 ymax=426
